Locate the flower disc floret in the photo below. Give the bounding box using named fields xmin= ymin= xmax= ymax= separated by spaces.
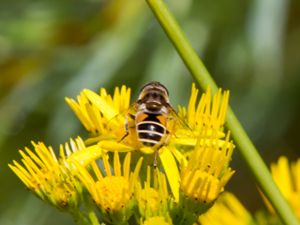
xmin=136 ymin=167 xmax=170 ymax=220
xmin=138 ymin=187 xmax=160 ymax=213
xmin=75 ymin=151 xmax=143 ymax=224
xmin=95 ymin=176 xmax=130 ymax=211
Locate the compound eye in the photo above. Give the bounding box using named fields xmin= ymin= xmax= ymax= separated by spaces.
xmin=159 ymin=94 xmax=164 ymax=101
xmin=144 ymin=93 xmax=151 ymax=100
xmin=152 ymin=92 xmax=158 ymax=98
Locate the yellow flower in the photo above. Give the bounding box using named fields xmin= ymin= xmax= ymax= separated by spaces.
xmin=9 ymin=137 xmax=86 ymax=210
xmin=179 ymin=132 xmax=235 ymax=205
xmin=198 ymin=192 xmax=254 ymax=225
xmin=169 ymin=132 xmax=234 ymax=225
xmin=175 ymin=84 xmax=229 ymax=147
xmin=66 ymin=84 xmax=234 ymax=205
xmin=74 ymin=151 xmax=143 ymax=224
xmin=266 ymin=156 xmax=300 ymax=219
xmin=175 ymin=84 xmax=234 ymax=209
xmin=10 ymin=82 xmax=236 ymax=224
xmin=136 ymin=167 xmax=170 ymax=220
xmin=65 ymin=85 xmax=136 ymax=150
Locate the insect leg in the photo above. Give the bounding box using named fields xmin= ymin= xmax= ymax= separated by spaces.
xmin=119 ymin=114 xmax=135 ymax=142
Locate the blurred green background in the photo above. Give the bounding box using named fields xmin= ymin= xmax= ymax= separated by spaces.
xmin=1 ymin=0 xmax=299 ymax=224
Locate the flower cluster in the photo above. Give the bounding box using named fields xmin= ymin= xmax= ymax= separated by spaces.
xmin=9 ymin=83 xmax=235 ymax=225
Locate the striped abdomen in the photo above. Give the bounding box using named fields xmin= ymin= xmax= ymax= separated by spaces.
xmin=136 ymin=114 xmax=166 ymax=147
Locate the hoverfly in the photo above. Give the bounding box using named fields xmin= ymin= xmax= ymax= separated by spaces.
xmin=120 ymin=81 xmax=192 ymax=166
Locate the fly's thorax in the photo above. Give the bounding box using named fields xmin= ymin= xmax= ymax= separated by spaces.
xmin=138 ymin=82 xmax=170 ymax=106
xmin=137 ymin=103 xmax=169 ymax=116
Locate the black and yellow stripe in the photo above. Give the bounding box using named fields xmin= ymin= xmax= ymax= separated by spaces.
xmin=136 ymin=114 xmax=166 ymax=147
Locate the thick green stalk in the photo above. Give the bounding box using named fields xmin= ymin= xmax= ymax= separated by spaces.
xmin=145 ymin=0 xmax=299 ymax=224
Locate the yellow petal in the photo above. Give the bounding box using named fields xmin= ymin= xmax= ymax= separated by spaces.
xmin=98 ymin=140 xmax=135 ymax=152
xmin=66 ymin=145 xmax=102 ymax=167
xmin=159 ymin=146 xmax=180 ymax=202
xmin=83 ymin=89 xmax=118 ymax=120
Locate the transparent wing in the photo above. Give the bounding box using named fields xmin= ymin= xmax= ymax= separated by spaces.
xmin=106 ymin=102 xmax=137 ymax=131
xmin=85 ymin=103 xmax=138 ymax=146
xmin=166 ymin=105 xmax=197 ymax=147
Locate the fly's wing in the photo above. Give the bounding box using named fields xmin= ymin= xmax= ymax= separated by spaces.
xmin=107 ymin=102 xmax=141 ymax=145
xmin=166 ymin=105 xmax=197 ymax=147
xmin=167 ymin=105 xmax=228 ymax=153
xmin=106 ymin=102 xmax=137 ymax=131
xmin=85 ymin=103 xmax=138 ymax=145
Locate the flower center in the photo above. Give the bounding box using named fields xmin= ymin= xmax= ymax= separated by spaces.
xmin=138 ymin=187 xmax=160 ymax=212
xmin=95 ymin=176 xmax=130 ymax=211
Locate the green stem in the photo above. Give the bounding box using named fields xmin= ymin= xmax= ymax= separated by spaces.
xmin=84 ymin=196 xmax=101 ymax=225
xmin=70 ymin=195 xmax=100 ymax=225
xmin=145 ymin=0 xmax=299 ymax=225
xmin=70 ymin=209 xmax=100 ymax=225
xmin=87 ymin=207 xmax=101 ymax=225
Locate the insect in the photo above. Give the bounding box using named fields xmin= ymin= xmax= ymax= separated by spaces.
xmin=120 ymin=81 xmax=177 ymax=166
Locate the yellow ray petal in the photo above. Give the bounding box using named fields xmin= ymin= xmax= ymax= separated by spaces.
xmin=66 ymin=144 xmax=102 ymax=167
xmin=83 ymin=89 xmax=118 ymax=120
xmin=159 ymin=146 xmax=179 ymax=202
xmin=114 ymin=151 xmax=121 ymax=176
